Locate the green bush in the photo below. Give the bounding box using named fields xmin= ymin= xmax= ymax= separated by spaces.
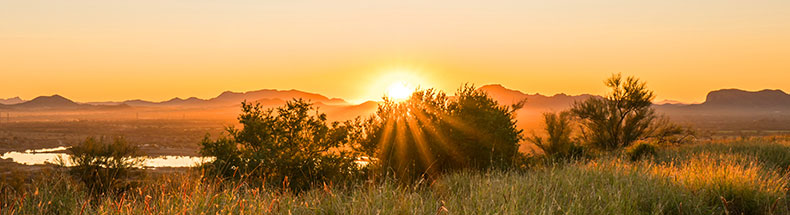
xmin=358 ymin=84 xmax=524 ymax=181
xmin=200 ymin=99 xmax=364 ymax=191
xmin=67 ymin=137 xmax=145 ymax=196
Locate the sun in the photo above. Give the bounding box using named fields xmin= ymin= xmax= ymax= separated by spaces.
xmin=386 ymin=81 xmax=414 ymax=101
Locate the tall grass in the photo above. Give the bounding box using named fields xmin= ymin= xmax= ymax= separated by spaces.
xmin=657 ymin=136 xmax=790 ymax=171
xmin=2 ymin=138 xmax=789 ymax=214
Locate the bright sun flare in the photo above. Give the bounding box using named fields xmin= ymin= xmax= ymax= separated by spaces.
xmin=386 ymin=81 xmax=414 ymax=101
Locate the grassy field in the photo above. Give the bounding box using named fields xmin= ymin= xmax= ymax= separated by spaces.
xmin=2 ymin=136 xmax=789 ymax=214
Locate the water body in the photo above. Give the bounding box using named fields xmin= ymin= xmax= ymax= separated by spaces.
xmin=0 ymin=146 xmax=210 ymax=168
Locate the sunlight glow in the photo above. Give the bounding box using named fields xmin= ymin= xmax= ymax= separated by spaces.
xmin=362 ymin=66 xmax=432 ymax=103
xmin=386 ymin=81 xmax=414 ymax=101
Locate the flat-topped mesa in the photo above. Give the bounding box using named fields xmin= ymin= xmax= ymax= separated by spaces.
xmin=703 ymin=89 xmax=790 ymax=108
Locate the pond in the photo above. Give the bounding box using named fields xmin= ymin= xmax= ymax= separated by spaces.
xmin=0 ymin=146 xmax=210 ymax=168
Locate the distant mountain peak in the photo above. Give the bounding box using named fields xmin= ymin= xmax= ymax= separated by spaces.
xmin=119 ymin=88 xmax=348 ymax=107
xmin=30 ymin=94 xmax=76 ymax=104
xmin=0 ymin=96 xmax=25 ymax=105
xmin=7 ymin=94 xmax=81 ymax=109
xmin=480 ymin=83 xmax=506 ymax=88
xmin=479 ymin=84 xmax=526 ymax=95
xmin=654 ymin=99 xmax=685 ymax=105
xmin=478 ymin=84 xmax=595 ymax=110
xmin=212 ymin=88 xmax=344 ymax=104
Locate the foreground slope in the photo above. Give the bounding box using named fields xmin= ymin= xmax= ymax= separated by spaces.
xmin=4 ymin=137 xmax=788 ymax=214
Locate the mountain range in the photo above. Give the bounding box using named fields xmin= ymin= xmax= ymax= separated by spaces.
xmin=0 ymin=95 xmax=129 ymax=110
xmin=478 ymin=84 xmax=597 ymax=111
xmin=2 ymin=85 xmax=789 ymax=131
xmin=0 ymin=89 xmax=349 ymax=110
xmin=3 ymin=85 xmax=789 ymax=111
xmin=0 ymin=97 xmax=24 ymax=105
xmin=477 ymin=84 xmax=790 ymax=112
xmin=479 ymin=85 xmax=790 ymax=131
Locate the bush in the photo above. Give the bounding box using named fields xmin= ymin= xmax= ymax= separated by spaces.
xmin=571 ymin=74 xmax=656 ymax=150
xmin=200 ymin=99 xmax=364 ymax=191
xmin=625 ymin=141 xmax=658 ymax=161
xmin=571 ymin=74 xmax=690 ymax=150
xmin=358 ymin=84 xmax=524 ymax=181
xmin=67 ymin=137 xmax=145 ymax=196
xmin=528 ymin=111 xmax=585 ymax=161
xmin=645 ymin=116 xmax=696 ymax=145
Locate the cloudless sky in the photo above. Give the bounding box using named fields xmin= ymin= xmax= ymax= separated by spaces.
xmin=2 ymin=0 xmax=789 ymax=103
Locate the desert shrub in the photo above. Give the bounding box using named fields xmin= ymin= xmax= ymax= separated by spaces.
xmin=528 ymin=111 xmax=585 ymax=161
xmin=571 ymin=74 xmax=655 ymax=150
xmin=625 ymin=141 xmax=658 ymax=161
xmin=358 ymin=84 xmax=524 ymax=181
xmin=571 ymin=74 xmax=689 ymax=150
xmin=67 ymin=137 xmax=145 ymax=196
xmin=644 ymin=117 xmax=696 ymax=145
xmin=200 ymin=99 xmax=364 ymax=191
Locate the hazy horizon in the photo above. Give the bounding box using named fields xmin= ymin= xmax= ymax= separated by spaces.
xmin=2 ymin=1 xmax=789 ymax=103
xmin=3 ymin=84 xmax=787 ymax=105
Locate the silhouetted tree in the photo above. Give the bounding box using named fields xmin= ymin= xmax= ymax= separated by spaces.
xmin=200 ymin=99 xmax=363 ymax=190
xmin=571 ymin=74 xmax=686 ymax=150
xmin=358 ymin=84 xmax=524 ymax=181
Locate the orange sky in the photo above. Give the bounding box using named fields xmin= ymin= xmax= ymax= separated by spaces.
xmin=1 ymin=1 xmax=789 ymax=104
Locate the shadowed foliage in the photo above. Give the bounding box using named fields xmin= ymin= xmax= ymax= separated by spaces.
xmin=67 ymin=137 xmax=145 ymax=196
xmin=528 ymin=111 xmax=584 ymax=160
xmin=625 ymin=141 xmax=659 ymax=161
xmin=200 ymin=99 xmax=364 ymax=191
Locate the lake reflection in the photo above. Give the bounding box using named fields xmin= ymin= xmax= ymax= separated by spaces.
xmin=0 ymin=146 xmax=211 ymax=168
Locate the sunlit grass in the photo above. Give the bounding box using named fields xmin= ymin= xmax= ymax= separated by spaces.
xmin=657 ymin=136 xmax=790 ymax=171
xmin=3 ymin=137 xmax=790 ymax=214
xmin=588 ymin=154 xmax=788 ymax=214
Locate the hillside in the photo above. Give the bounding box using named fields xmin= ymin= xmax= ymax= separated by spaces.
xmin=5 ymin=95 xmax=83 ymax=110
xmin=0 ymin=95 xmax=128 ymax=111
xmin=121 ymin=89 xmax=349 ymax=108
xmin=0 ymin=97 xmax=25 ymax=105
xmin=478 ymin=84 xmax=595 ymax=111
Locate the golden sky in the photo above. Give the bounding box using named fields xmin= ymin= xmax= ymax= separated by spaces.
xmin=1 ymin=1 xmax=789 ymax=104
